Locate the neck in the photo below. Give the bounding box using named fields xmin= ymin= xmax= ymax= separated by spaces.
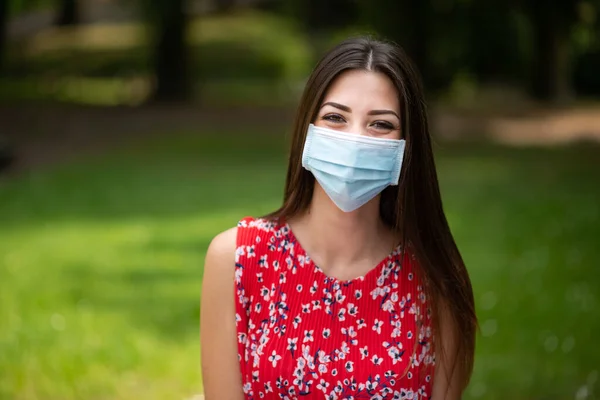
xmin=290 ymin=185 xmax=394 ymax=268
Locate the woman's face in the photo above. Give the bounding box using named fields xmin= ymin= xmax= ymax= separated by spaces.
xmin=315 ymin=69 xmax=402 ymax=140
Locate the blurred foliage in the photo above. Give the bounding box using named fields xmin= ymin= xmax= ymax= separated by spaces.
xmin=2 ymin=0 xmax=600 ymax=104
xmin=8 ymin=0 xmax=52 ymax=17
xmin=1 ymin=11 xmax=312 ymax=105
xmin=354 ymin=0 xmax=600 ymax=99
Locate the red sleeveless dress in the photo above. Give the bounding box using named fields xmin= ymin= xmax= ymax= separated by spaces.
xmin=234 ymin=217 xmax=435 ymax=399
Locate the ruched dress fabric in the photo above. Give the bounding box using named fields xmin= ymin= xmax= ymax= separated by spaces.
xmin=234 ymin=217 xmax=435 ymax=400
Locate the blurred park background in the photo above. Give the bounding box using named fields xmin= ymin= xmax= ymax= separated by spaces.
xmin=1 ymin=0 xmax=599 ymax=399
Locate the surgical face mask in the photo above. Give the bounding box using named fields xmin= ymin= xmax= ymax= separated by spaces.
xmin=302 ymin=123 xmax=406 ymax=213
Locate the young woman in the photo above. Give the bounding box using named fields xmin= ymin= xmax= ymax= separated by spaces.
xmin=201 ymin=36 xmax=477 ymax=400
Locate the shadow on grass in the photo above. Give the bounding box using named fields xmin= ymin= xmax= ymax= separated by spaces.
xmin=0 ymin=131 xmax=288 ymax=228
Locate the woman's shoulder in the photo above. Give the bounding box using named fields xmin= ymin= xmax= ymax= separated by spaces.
xmin=204 ymin=226 xmax=238 ymax=275
xmin=206 ymin=216 xmax=282 ymax=259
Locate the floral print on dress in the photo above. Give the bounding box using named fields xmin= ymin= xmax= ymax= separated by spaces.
xmin=235 ymin=217 xmax=435 ymax=399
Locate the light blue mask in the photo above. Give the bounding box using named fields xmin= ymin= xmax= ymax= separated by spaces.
xmin=302 ymin=124 xmax=406 ymax=212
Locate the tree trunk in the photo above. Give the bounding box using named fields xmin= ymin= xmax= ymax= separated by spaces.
xmin=56 ymin=0 xmax=79 ymax=26
xmin=403 ymin=1 xmax=430 ymax=88
xmin=292 ymin=0 xmax=358 ymax=62
xmin=213 ymin=0 xmax=236 ymax=13
xmin=529 ymin=1 xmax=572 ymax=102
xmin=151 ymin=0 xmax=190 ymax=102
xmin=0 ymin=0 xmax=7 ymax=73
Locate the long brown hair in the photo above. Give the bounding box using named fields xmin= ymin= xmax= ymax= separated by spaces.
xmin=265 ymin=36 xmax=477 ymax=392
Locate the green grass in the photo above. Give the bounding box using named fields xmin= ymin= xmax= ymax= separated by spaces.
xmin=1 ymin=131 xmax=599 ymax=399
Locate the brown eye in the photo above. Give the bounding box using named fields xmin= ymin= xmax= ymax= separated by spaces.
xmin=372 ymin=121 xmax=395 ymax=130
xmin=322 ymin=114 xmax=346 ymax=123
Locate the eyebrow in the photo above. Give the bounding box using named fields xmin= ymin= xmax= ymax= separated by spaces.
xmin=321 ymin=101 xmax=400 ymax=121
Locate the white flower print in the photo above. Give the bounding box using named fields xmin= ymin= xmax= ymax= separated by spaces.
xmin=234 ymin=267 xmax=243 ymax=285
xmin=382 ymin=299 xmax=395 ymax=312
xmin=318 ymin=350 xmax=331 ymax=364
xmin=293 ymin=315 xmax=301 ymax=329
xmin=409 ymin=303 xmax=417 ymax=315
xmin=310 ymin=280 xmax=318 ymax=294
xmin=365 ymin=379 xmax=378 ymax=391
xmin=391 ymin=319 xmax=402 ymax=338
xmin=371 ymin=354 xmax=383 ymax=365
xmin=258 ymin=254 xmax=268 ymax=268
xmin=317 ymin=379 xmax=330 ymax=392
xmin=340 ymin=342 xmax=350 ymax=356
xmin=235 ymin=246 xmax=245 ymax=260
xmin=360 ymin=346 xmax=369 ymax=360
xmin=347 ymin=303 xmax=358 ymax=317
xmin=371 ymin=287 xmax=386 ymax=300
xmin=287 ymin=337 xmax=298 ymax=353
xmin=387 ymin=346 xmax=403 ymax=364
xmin=373 ymin=319 xmax=384 ymax=334
xmin=344 ymin=361 xmax=354 ymax=372
xmin=318 ymin=363 xmax=328 ymax=374
xmin=357 ymin=318 xmax=367 ymax=330
xmin=323 ymin=328 xmax=331 ymax=338
xmin=303 ymin=329 xmax=314 ymax=343
xmin=260 ymin=286 xmax=270 ymax=300
xmin=268 ymin=350 xmax=281 ymax=367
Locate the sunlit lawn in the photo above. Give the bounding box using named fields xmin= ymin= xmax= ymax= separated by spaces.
xmin=0 ymin=130 xmax=599 ymax=400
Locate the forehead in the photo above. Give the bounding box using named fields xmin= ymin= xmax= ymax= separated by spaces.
xmin=321 ymin=69 xmax=400 ymax=112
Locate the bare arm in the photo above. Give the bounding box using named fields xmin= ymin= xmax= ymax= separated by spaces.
xmin=431 ymin=301 xmax=464 ymax=400
xmin=200 ymin=227 xmax=245 ymax=400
